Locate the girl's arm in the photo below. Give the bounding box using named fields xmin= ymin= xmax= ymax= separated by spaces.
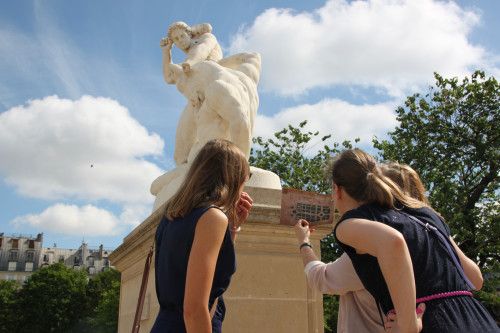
xmin=294 ymin=220 xmax=364 ymax=294
xmin=336 ymin=218 xmax=420 ymax=333
xmin=184 ymin=208 xmax=228 ymax=333
xmin=449 ymin=237 xmax=483 ymax=289
xmin=305 ymin=253 xmax=364 ymax=295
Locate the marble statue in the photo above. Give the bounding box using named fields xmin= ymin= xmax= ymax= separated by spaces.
xmin=151 ymin=22 xmax=267 ymax=210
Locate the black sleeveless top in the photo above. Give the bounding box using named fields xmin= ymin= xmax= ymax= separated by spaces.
xmin=151 ymin=206 xmax=236 ymax=333
xmin=334 ymin=203 xmax=498 ymax=333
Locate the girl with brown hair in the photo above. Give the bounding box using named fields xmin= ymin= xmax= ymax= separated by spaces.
xmin=151 ymin=139 xmax=252 ymax=333
xmin=295 ymin=150 xmax=497 ymax=333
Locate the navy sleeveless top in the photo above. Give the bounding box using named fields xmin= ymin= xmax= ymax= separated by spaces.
xmin=151 ymin=206 xmax=236 ymax=333
xmin=334 ymin=204 xmax=498 ymax=332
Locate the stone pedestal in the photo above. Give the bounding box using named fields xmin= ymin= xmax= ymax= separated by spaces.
xmin=109 ymin=184 xmax=332 ymax=333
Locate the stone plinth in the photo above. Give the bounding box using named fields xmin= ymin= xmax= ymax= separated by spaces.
xmin=109 ymin=186 xmax=332 ymax=333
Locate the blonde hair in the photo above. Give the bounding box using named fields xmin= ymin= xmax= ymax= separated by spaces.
xmin=165 ymin=139 xmax=249 ymax=224
xmin=380 ymin=162 xmax=429 ymax=205
xmin=328 ymin=149 xmax=425 ymax=209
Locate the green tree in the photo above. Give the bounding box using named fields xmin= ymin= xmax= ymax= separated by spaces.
xmin=81 ymin=268 xmax=121 ymax=333
xmin=250 ymin=120 xmax=357 ymax=333
xmin=373 ymin=70 xmax=499 ymax=268
xmin=16 ymin=263 xmax=89 ymax=333
xmin=86 ymin=268 xmax=121 ymax=313
xmin=91 ymin=279 xmax=120 ymax=332
xmin=0 ymin=280 xmax=19 ymax=333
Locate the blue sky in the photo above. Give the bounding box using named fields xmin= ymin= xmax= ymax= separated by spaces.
xmin=1 ymin=0 xmax=498 ymax=249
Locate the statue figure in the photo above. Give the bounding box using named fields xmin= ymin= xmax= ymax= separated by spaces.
xmin=151 ymin=22 xmax=262 ymax=210
xmin=160 ymin=22 xmax=260 ymax=165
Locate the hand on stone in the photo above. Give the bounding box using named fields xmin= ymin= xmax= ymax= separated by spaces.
xmin=384 ymin=303 xmax=426 ymax=333
xmin=234 ymin=192 xmax=253 ymax=229
xmin=294 ymin=219 xmax=314 ymax=244
xmin=181 ymin=62 xmax=191 ymax=73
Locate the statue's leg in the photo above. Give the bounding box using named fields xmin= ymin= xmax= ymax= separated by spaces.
xmin=218 ymin=52 xmax=261 ymax=84
xmin=204 ymin=79 xmax=252 ymax=158
xmin=186 ymin=97 xmax=231 ymax=163
xmin=174 ymin=103 xmax=197 ymax=165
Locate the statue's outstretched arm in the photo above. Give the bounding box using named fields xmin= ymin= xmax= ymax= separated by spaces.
xmin=161 ymin=38 xmax=179 ymax=84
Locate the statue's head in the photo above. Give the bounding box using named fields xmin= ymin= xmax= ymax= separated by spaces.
xmin=168 ymin=21 xmax=192 ymax=51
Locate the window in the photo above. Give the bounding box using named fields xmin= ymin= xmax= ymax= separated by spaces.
xmin=9 ymin=250 xmax=18 ymax=261
xmin=29 ymin=240 xmax=35 ymax=249
xmin=0 ymin=237 xmax=3 ymax=248
xmin=26 ymin=251 xmax=34 ymax=262
xmin=87 ymin=256 xmax=95 ymax=267
xmin=43 ymin=254 xmax=49 ymax=262
xmin=8 ymin=261 xmax=17 ymax=271
xmin=58 ymin=255 xmax=65 ymax=263
xmin=74 ymin=256 xmax=80 ymax=265
xmin=25 ymin=262 xmax=33 ymax=272
xmin=11 ymin=239 xmax=18 ymax=249
xmin=88 ymin=266 xmax=96 ymax=275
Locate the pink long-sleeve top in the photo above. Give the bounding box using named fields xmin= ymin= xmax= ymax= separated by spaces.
xmin=304 ymin=253 xmax=386 ymax=333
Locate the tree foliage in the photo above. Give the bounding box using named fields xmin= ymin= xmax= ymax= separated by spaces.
xmin=373 ymin=70 xmax=499 ymax=268
xmin=81 ymin=269 xmax=121 ymax=333
xmin=0 ymin=280 xmax=19 ymax=333
xmin=16 ymin=263 xmax=89 ymax=333
xmin=86 ymin=268 xmax=121 ymax=313
xmin=250 ymin=120 xmax=357 ymax=193
xmin=2 ymin=265 xmax=120 ymax=333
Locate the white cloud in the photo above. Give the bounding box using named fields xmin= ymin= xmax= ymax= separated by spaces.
xmin=230 ymin=0 xmax=492 ymax=96
xmin=11 ymin=204 xmax=122 ymax=236
xmin=119 ymin=204 xmax=151 ymax=227
xmin=0 ymin=95 xmax=164 ymax=204
xmin=254 ymin=98 xmax=398 ymax=147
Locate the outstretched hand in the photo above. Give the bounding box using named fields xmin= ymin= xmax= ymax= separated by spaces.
xmin=384 ymin=303 xmax=426 ymax=333
xmin=160 ymin=37 xmax=173 ymax=48
xmin=294 ymin=219 xmax=315 ymax=244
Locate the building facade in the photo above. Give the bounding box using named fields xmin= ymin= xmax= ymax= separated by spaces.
xmin=40 ymin=242 xmax=112 ymax=275
xmin=0 ymin=232 xmax=112 ymax=283
xmin=0 ymin=233 xmax=44 ymax=283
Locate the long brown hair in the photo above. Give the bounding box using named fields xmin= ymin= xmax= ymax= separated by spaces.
xmin=380 ymin=162 xmax=429 ymax=205
xmin=329 ymin=149 xmax=425 ymax=209
xmin=164 ymin=139 xmax=250 ymax=224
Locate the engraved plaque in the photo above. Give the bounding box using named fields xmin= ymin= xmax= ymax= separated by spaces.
xmin=280 ymin=188 xmax=335 ymax=226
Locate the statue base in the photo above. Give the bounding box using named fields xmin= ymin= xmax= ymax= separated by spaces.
xmin=110 ymin=183 xmax=330 ymax=332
